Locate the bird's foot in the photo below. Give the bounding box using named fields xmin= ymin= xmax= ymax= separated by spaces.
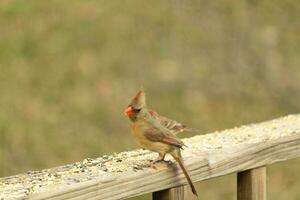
xmin=151 ymin=154 xmax=166 ymax=164
xmin=150 ymin=154 xmax=172 ymax=169
xmin=151 ymin=158 xmax=164 ymax=164
xmin=150 ymin=160 xmax=172 ymax=170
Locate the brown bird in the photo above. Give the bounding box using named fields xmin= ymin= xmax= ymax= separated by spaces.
xmin=124 ymin=90 xmax=198 ymax=197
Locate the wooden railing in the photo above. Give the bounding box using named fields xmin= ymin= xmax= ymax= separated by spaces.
xmin=1 ymin=114 xmax=300 ymax=200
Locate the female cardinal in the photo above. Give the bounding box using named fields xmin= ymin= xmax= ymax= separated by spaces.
xmin=124 ymin=90 xmax=198 ymax=197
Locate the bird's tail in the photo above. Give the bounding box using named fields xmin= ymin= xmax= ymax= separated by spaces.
xmin=171 ymin=154 xmax=198 ymax=197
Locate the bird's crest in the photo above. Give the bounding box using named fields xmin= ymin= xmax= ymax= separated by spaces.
xmin=130 ymin=90 xmax=146 ymax=108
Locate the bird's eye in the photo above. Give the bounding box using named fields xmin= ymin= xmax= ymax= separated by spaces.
xmin=132 ymin=108 xmax=141 ymax=113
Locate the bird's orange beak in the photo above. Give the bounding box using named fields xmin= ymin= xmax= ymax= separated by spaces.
xmin=124 ymin=106 xmax=134 ymax=116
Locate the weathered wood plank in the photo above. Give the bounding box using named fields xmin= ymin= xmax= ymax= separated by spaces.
xmin=152 ymin=186 xmax=185 ymax=200
xmin=151 ymin=186 xmax=195 ymax=200
xmin=237 ymin=167 xmax=266 ymax=200
xmin=1 ymin=114 xmax=300 ymax=200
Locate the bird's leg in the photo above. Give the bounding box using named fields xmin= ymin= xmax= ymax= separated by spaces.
xmin=151 ymin=153 xmax=166 ymax=164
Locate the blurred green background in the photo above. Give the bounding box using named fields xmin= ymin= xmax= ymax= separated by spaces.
xmin=0 ymin=0 xmax=300 ymax=199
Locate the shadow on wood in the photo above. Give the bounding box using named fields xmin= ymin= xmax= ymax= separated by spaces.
xmin=237 ymin=167 xmax=266 ymax=200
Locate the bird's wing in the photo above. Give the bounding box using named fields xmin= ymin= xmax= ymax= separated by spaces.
xmin=144 ymin=126 xmax=184 ymax=148
xmin=149 ymin=110 xmax=186 ymax=134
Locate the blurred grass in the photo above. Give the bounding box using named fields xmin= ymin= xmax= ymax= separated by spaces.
xmin=0 ymin=0 xmax=300 ymax=199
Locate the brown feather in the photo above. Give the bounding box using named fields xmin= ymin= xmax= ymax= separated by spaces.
xmin=148 ymin=110 xmax=200 ymax=135
xmin=171 ymin=152 xmax=198 ymax=197
xmin=144 ymin=127 xmax=184 ymax=148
